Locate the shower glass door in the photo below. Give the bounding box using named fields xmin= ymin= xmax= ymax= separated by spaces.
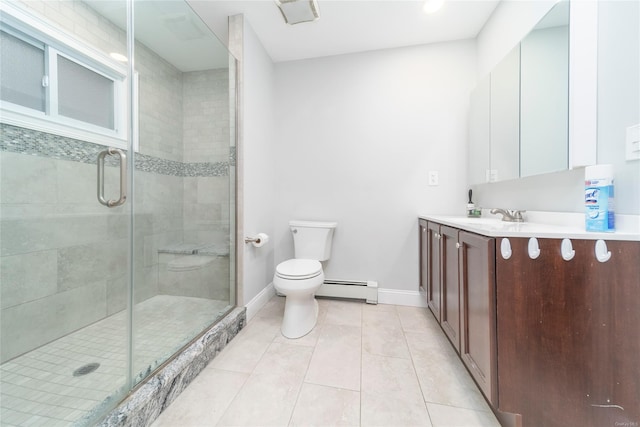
xmin=128 ymin=0 xmax=236 ymax=386
xmin=0 ymin=0 xmax=132 ymax=425
xmin=0 ymin=0 xmax=236 ymax=425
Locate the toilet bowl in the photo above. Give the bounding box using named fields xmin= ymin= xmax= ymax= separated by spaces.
xmin=274 ymin=259 xmax=324 ymax=338
xmin=273 ymin=221 xmax=337 ymax=339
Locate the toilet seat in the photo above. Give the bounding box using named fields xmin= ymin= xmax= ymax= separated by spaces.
xmin=275 ymin=259 xmax=322 ymax=280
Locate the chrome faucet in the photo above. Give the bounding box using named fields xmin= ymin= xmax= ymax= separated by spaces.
xmin=490 ymin=208 xmax=526 ymax=222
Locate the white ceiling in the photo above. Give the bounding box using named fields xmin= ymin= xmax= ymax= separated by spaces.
xmin=187 ymin=0 xmax=501 ymax=63
xmin=86 ymin=0 xmax=230 ymax=71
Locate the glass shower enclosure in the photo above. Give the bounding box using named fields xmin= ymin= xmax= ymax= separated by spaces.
xmin=0 ymin=0 xmax=236 ymax=425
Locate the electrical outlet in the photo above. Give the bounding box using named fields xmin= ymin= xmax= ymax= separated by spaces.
xmin=487 ymin=169 xmax=499 ymax=182
xmin=428 ymin=171 xmax=439 ymax=186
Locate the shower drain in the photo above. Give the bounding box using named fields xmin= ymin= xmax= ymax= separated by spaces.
xmin=73 ymin=362 xmax=100 ymax=377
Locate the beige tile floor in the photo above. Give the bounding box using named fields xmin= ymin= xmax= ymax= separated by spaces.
xmin=152 ymin=296 xmax=501 ymax=427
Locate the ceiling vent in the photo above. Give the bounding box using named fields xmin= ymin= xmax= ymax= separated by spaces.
xmin=275 ymin=0 xmax=320 ymax=25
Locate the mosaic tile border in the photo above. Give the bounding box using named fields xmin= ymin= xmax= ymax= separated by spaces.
xmin=0 ymin=124 xmax=229 ymax=177
xmin=95 ymin=306 xmax=245 ymax=427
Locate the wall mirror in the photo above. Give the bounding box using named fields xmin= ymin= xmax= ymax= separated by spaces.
xmin=468 ymin=0 xmax=570 ymax=184
xmin=520 ymin=1 xmax=570 ymax=177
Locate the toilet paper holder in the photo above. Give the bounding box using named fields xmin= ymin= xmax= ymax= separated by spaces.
xmin=244 ymin=233 xmax=269 ymax=247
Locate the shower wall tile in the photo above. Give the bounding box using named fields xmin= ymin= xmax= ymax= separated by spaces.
xmin=134 ymin=266 xmax=159 ymax=305
xmin=57 ymin=240 xmax=128 ymax=291
xmin=197 ymin=176 xmax=229 ymax=205
xmin=108 ymin=213 xmax=132 ymax=240
xmin=137 ymin=48 xmax=184 ymax=163
xmin=106 ymin=254 xmax=160 ymax=314
xmin=56 ymin=158 xmax=123 ymax=205
xmin=184 ymin=203 xmax=222 ymax=227
xmin=149 ymin=214 xmax=184 ymax=236
xmin=0 ymin=214 xmax=109 ymax=257
xmin=183 ymin=178 xmax=198 ymax=204
xmin=106 ymin=275 xmax=127 ymax=316
xmin=0 ymin=152 xmax=58 ymax=204
xmin=18 ymin=0 xmax=126 ymax=56
xmin=0 ymin=280 xmax=107 ymax=362
xmin=1 ymin=124 xmax=228 ymax=178
xmin=0 ymin=251 xmax=58 ymax=309
xmin=183 ymin=69 xmax=231 ymax=164
xmin=140 ymin=173 xmax=184 ymax=208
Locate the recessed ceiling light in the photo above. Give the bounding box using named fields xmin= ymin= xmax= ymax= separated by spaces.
xmin=110 ymin=52 xmax=128 ymax=62
xmin=423 ymin=0 xmax=445 ymax=14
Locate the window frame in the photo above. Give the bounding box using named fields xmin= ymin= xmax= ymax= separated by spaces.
xmin=0 ymin=2 xmax=130 ymax=150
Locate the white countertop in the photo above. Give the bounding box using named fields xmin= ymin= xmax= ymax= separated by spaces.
xmin=419 ymin=211 xmax=640 ymax=241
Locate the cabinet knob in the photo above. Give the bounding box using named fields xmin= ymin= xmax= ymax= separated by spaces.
xmin=456 ymin=242 xmax=461 ymax=249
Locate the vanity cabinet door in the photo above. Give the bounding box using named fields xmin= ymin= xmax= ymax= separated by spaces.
xmin=425 ymin=221 xmax=442 ymax=321
xmin=458 ymin=231 xmax=497 ymax=406
xmin=419 ymin=220 xmax=429 ymax=304
xmin=440 ymin=225 xmax=461 ymax=352
xmin=496 ymin=238 xmax=608 ymax=427
xmin=603 ymin=240 xmax=640 ymax=426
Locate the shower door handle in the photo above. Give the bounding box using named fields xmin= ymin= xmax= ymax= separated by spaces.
xmin=97 ymin=147 xmax=127 ymax=207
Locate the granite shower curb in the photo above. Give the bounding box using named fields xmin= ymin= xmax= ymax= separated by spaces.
xmin=95 ymin=307 xmax=246 ymax=427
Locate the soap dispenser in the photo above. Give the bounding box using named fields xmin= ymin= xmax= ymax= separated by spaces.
xmin=467 ymin=189 xmax=481 ymax=217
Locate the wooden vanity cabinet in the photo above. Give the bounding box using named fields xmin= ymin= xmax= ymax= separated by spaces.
xmin=420 ymin=218 xmax=639 ymax=427
xmin=496 ymin=237 xmax=640 ymax=427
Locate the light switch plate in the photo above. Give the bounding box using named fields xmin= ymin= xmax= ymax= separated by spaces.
xmin=428 ymin=171 xmax=439 ymax=186
xmin=626 ymin=124 xmax=640 ymax=161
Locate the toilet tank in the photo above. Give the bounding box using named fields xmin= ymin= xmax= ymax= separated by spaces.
xmin=289 ymin=220 xmax=337 ymax=261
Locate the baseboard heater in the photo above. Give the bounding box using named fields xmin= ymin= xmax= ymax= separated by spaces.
xmin=316 ymin=280 xmax=378 ymax=304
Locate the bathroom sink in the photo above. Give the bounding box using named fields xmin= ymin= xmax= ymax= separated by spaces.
xmin=441 ymin=217 xmax=503 ymax=226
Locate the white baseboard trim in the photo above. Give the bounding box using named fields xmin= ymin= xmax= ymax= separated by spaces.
xmin=245 ymin=282 xmax=276 ymax=321
xmin=377 ymin=288 xmax=428 ymax=308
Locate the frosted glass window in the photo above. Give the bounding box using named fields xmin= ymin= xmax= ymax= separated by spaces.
xmin=57 ymin=56 xmax=115 ymax=129
xmin=0 ymin=30 xmax=45 ymax=112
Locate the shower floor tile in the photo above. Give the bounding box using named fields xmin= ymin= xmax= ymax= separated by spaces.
xmin=0 ymin=295 xmax=231 ymax=427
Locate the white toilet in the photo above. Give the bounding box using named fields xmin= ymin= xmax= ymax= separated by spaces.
xmin=273 ymin=220 xmax=337 ymax=339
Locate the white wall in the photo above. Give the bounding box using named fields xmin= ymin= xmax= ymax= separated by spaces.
xmin=240 ymin=18 xmax=278 ymax=304
xmin=273 ymin=41 xmax=476 ymax=291
xmin=596 ymin=0 xmax=640 ymax=215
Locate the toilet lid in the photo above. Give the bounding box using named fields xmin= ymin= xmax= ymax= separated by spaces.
xmin=276 ymin=259 xmax=322 ymax=280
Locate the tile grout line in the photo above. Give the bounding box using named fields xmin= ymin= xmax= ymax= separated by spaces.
xmin=213 ymin=315 xmax=275 ymax=427
xmin=286 ymin=318 xmax=322 ymax=427
xmin=399 ymin=305 xmax=436 ymax=427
